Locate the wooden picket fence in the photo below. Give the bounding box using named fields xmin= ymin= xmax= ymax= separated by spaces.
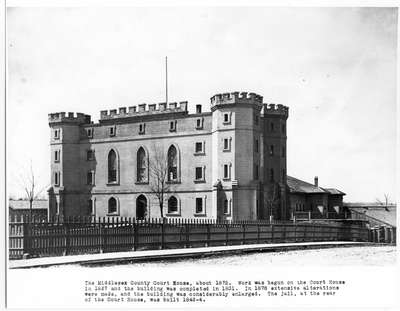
xmin=9 ymin=215 xmax=371 ymax=260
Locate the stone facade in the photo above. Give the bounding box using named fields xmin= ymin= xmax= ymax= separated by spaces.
xmin=48 ymin=92 xmax=289 ymax=220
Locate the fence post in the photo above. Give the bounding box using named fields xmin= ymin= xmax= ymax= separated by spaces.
xmin=186 ymin=222 xmax=190 ymax=248
xmin=98 ymin=218 xmax=103 ymax=254
xmin=271 ymin=224 xmax=274 ymax=243
xmin=242 ymin=224 xmax=246 ymax=245
xmin=161 ymin=218 xmax=165 ymax=250
xmin=63 ymin=223 xmax=70 ymax=256
xmin=389 ymin=227 xmax=395 ymax=244
xmin=206 ymin=224 xmax=210 ymax=247
xmin=225 ymin=223 xmax=229 ymax=246
xmin=22 ymin=216 xmax=31 ymax=259
xmin=133 ymin=220 xmax=138 ymax=251
xmin=376 ymin=227 xmax=381 ymax=243
xmin=257 ymin=224 xmax=260 ymax=244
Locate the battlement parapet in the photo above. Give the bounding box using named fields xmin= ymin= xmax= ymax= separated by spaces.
xmin=48 ymin=112 xmax=91 ymax=124
xmin=210 ymin=91 xmax=263 ymax=108
xmin=262 ymin=103 xmax=289 ymax=118
xmin=100 ymin=101 xmax=188 ymax=120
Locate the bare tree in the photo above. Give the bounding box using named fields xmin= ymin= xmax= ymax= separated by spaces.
xmin=17 ymin=161 xmax=48 ymax=218
xmin=148 ymin=144 xmax=173 ymax=218
xmin=264 ymin=182 xmax=281 ymax=220
xmin=376 ymin=193 xmax=391 ymax=211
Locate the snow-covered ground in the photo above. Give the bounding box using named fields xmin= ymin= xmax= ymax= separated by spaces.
xmin=128 ymin=246 xmax=396 ymax=267
xmin=50 ymin=245 xmax=396 ymax=268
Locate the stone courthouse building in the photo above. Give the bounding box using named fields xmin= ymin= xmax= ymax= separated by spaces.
xmin=48 ymin=91 xmax=344 ymax=220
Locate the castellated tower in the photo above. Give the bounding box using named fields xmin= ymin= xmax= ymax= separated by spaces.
xmin=48 ymin=112 xmax=92 ymax=218
xmin=210 ymin=92 xmax=264 ymax=220
xmin=261 ymin=103 xmax=289 ymax=220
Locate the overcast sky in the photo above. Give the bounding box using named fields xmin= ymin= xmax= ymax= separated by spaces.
xmin=7 ymin=7 xmax=397 ymax=202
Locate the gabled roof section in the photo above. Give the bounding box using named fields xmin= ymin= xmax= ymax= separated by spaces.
xmin=322 ymin=188 xmax=346 ymax=195
xmin=287 ymin=176 xmax=327 ymax=194
xmin=287 ymin=176 xmax=346 ymax=195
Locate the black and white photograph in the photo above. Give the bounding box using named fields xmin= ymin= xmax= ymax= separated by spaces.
xmin=3 ymin=1 xmax=399 ymax=310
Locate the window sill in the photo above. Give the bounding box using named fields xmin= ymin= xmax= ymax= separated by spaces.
xmin=166 ymin=212 xmax=181 ymax=217
xmin=194 ymin=152 xmax=205 ymax=156
xmin=222 ymin=149 xmax=231 ymax=152
xmin=194 ymin=179 xmax=206 ymax=184
xmin=222 ymin=178 xmax=231 ymax=181
xmin=223 ymin=121 xmax=231 ymax=125
xmin=107 ymin=213 xmax=119 ymax=216
xmin=138 ymin=132 xmax=145 ymax=135
xmin=107 ymin=182 xmax=120 ymax=186
xmin=135 ymin=181 xmax=149 ymax=185
xmin=194 ymin=213 xmax=206 ymax=217
xmin=195 ymin=126 xmax=203 ymax=130
xmin=169 ymin=129 xmax=176 ymax=132
xmin=166 ymin=180 xmax=181 ymax=184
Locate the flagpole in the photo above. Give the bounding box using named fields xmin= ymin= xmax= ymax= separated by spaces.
xmin=165 ymin=56 xmax=168 ymax=105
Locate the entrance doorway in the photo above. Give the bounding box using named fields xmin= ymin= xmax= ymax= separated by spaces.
xmin=136 ymin=195 xmax=147 ymax=219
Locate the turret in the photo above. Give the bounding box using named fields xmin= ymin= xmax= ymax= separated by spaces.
xmin=211 ymin=91 xmax=264 ymax=221
xmin=261 ymin=103 xmax=289 ymax=220
xmin=210 ymin=92 xmax=263 ymax=111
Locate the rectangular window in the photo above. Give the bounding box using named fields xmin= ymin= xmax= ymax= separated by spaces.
xmin=109 ymin=126 xmax=115 ymax=137
xmin=270 ymin=169 xmax=274 ymax=182
xmin=254 ymin=115 xmax=259 ymax=125
xmin=223 ymin=112 xmax=230 ymax=124
xmin=223 ymin=164 xmax=230 ymax=179
xmin=88 ymin=199 xmax=94 ymax=215
xmin=87 ymin=171 xmax=95 ymax=185
xmin=223 ymin=138 xmax=231 ymax=151
xmin=169 ymin=120 xmax=176 ymax=132
xmin=86 ymin=128 xmax=93 ymax=138
xmin=196 ymin=105 xmax=202 ymax=114
xmin=254 ymin=164 xmax=259 ymax=180
xmin=282 ymin=146 xmax=285 ymax=158
xmin=195 ymin=198 xmax=203 ymax=214
xmin=87 ymin=150 xmax=95 ymax=161
xmin=270 ymin=122 xmax=274 ymax=132
xmin=223 ymin=199 xmax=229 ymax=214
xmin=196 ymin=118 xmax=203 ymax=129
xmin=195 ymin=142 xmax=204 ymax=154
xmin=54 ymin=129 xmax=60 ymax=140
xmin=139 ymin=123 xmax=145 ymax=134
xmin=54 ymin=150 xmax=60 ymax=163
xmin=54 ymin=172 xmax=60 ymax=186
xmin=269 ymin=145 xmax=274 ymax=156
xmin=195 ymin=167 xmax=204 ymax=181
xmin=255 ymin=139 xmax=259 ymax=153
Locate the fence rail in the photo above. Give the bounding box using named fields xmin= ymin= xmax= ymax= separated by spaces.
xmin=8 ymin=215 xmax=391 ymax=260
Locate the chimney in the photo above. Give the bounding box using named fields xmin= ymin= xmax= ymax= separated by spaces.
xmin=196 ymin=105 xmax=202 ymax=114
xmin=314 ymin=176 xmax=318 ymax=187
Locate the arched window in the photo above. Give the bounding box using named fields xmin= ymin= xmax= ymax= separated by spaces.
xmin=108 ymin=149 xmax=118 ymax=183
xmin=137 ymin=147 xmax=147 ymax=182
xmin=168 ymin=196 xmax=178 ymax=213
xmin=108 ymin=197 xmax=117 ymax=214
xmin=167 ymin=145 xmax=178 ymax=181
